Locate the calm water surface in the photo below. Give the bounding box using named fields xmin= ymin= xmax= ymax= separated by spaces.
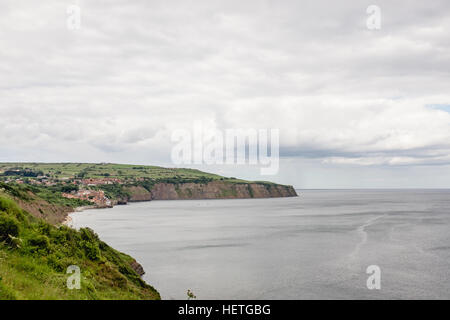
xmin=71 ymin=190 xmax=450 ymax=299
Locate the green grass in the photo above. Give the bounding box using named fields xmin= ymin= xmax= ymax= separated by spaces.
xmin=0 ymin=162 xmax=289 ymax=187
xmin=0 ymin=163 xmax=224 ymax=180
xmin=0 ymin=195 xmax=160 ymax=300
xmin=0 ymin=182 xmax=92 ymax=208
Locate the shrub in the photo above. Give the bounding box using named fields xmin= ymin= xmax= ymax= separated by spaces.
xmin=27 ymin=234 xmax=50 ymax=253
xmin=0 ymin=197 xmax=22 ymax=216
xmin=80 ymin=228 xmax=99 ymax=242
xmin=0 ymin=215 xmax=20 ymax=242
xmin=46 ymin=254 xmax=76 ymax=272
xmin=81 ymin=240 xmax=101 ymax=261
xmin=37 ymin=221 xmax=52 ymax=236
xmin=61 ymin=185 xmax=79 ymax=193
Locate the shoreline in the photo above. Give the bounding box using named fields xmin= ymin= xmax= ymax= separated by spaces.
xmin=63 ymin=205 xmax=98 ymax=227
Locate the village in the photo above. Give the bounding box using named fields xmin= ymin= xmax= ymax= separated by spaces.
xmin=0 ymin=169 xmax=127 ymax=207
xmin=62 ymin=189 xmax=112 ymax=208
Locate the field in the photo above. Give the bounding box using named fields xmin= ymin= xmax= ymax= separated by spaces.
xmin=0 ymin=162 xmax=244 ymax=181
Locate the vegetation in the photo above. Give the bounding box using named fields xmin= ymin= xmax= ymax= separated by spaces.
xmin=0 ymin=163 xmax=223 ymax=181
xmin=1 ymin=168 xmax=44 ymax=177
xmin=94 ymin=184 xmax=130 ymax=200
xmin=0 ymin=182 xmax=91 ymax=208
xmin=0 ymin=162 xmax=285 ymax=185
xmin=0 ymin=194 xmax=160 ymax=300
xmin=0 ymin=163 xmax=291 ymax=193
xmin=187 ymin=289 xmax=197 ymax=300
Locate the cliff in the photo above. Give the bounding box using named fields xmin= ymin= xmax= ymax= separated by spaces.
xmin=0 ymin=162 xmax=297 ymax=211
xmin=149 ymin=181 xmax=297 ymax=200
xmin=124 ymin=186 xmax=152 ymax=201
xmin=123 ymin=181 xmax=296 ymax=202
xmin=0 ymin=190 xmax=160 ymax=300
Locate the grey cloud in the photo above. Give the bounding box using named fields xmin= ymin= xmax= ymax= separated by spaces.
xmin=1 ymin=0 xmax=450 ymax=186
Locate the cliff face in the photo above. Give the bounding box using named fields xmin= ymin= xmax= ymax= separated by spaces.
xmin=124 ymin=186 xmax=152 ymax=201
xmin=148 ymin=181 xmax=297 ymax=200
xmin=10 ymin=191 xmax=74 ymax=225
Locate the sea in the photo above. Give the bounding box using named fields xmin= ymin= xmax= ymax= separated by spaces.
xmin=71 ymin=189 xmax=450 ymax=299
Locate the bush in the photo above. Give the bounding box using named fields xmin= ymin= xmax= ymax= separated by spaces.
xmin=0 ymin=215 xmax=20 ymax=242
xmin=81 ymin=240 xmax=101 ymax=261
xmin=80 ymin=228 xmax=99 ymax=242
xmin=37 ymin=221 xmax=51 ymax=236
xmin=61 ymin=185 xmax=79 ymax=193
xmin=46 ymin=254 xmax=76 ymax=272
xmin=27 ymin=234 xmax=50 ymax=252
xmin=0 ymin=197 xmax=22 ymax=216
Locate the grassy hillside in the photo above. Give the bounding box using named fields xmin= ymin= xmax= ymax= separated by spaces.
xmin=0 ymin=162 xmax=232 ymax=181
xmin=0 ymin=182 xmax=91 ymax=225
xmin=0 ymin=188 xmax=160 ymax=300
xmin=0 ymin=162 xmax=283 ymax=185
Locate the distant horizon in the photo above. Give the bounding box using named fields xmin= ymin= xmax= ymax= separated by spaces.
xmin=2 ymin=161 xmax=450 ymax=190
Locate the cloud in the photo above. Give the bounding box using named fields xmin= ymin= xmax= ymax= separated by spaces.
xmin=1 ymin=0 xmax=450 ymax=186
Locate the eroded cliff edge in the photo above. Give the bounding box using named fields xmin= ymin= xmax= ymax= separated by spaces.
xmin=124 ymin=181 xmax=297 ymax=202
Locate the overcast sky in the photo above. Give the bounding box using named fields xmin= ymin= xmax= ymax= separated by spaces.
xmin=1 ymin=0 xmax=450 ymax=188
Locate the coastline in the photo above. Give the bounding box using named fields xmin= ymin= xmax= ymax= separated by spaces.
xmin=63 ymin=205 xmax=98 ymax=227
xmin=63 ymin=188 xmax=298 ymax=227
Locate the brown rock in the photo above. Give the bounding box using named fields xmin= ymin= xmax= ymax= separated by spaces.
xmin=150 ymin=181 xmax=297 ymax=200
xmin=129 ymin=260 xmax=145 ymax=277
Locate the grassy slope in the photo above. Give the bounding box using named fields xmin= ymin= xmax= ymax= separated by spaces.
xmin=0 ymin=162 xmax=279 ymax=185
xmin=0 ymin=182 xmax=91 ymax=225
xmin=0 ymin=191 xmax=160 ymax=300
xmin=0 ymin=163 xmax=224 ymax=180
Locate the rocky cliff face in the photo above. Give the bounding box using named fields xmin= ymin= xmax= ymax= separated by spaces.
xmin=148 ymin=181 xmax=297 ymax=200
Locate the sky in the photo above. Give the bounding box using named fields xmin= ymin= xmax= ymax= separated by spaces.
xmin=1 ymin=0 xmax=450 ymax=188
